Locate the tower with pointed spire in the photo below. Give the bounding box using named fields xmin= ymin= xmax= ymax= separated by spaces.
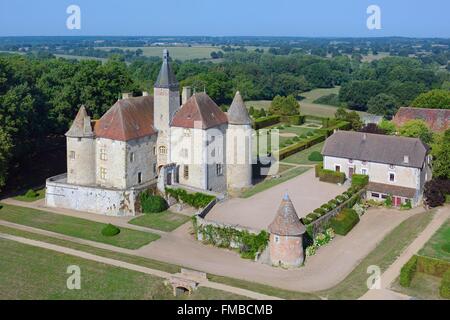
xmin=268 ymin=193 xmax=306 ymax=268
xmin=154 ymin=49 xmax=180 ymax=166
xmin=226 ymin=91 xmax=253 ymax=194
xmin=66 ymin=105 xmax=96 ymax=185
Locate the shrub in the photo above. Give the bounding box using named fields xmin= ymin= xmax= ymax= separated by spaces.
xmin=351 ymin=174 xmax=369 ymax=189
xmin=308 ymin=151 xmax=323 ymax=162
xmin=440 ymin=270 xmax=450 ymax=299
xmin=140 ymin=191 xmax=168 ymax=213
xmin=254 ymin=115 xmax=280 ymax=129
xmin=314 ymin=208 xmax=326 ymax=215
xmin=293 ymin=136 xmax=301 ymax=142
xmin=101 ymin=224 xmax=121 ymax=237
xmin=400 ymin=199 xmax=412 ymax=210
xmin=315 ymin=163 xmax=323 ymax=178
xmin=384 ymin=195 xmax=393 ymax=207
xmin=319 ymin=169 xmax=346 ymax=184
xmin=424 ymin=179 xmax=450 ymax=208
xmin=306 ymin=131 xmax=315 ymax=137
xmin=25 ymin=189 xmax=38 ymax=198
xmin=330 ymin=208 xmax=360 ymax=236
xmin=416 ymin=255 xmax=450 ymax=277
xmin=280 ymin=115 xmax=306 ymax=125
xmin=166 ymin=188 xmax=215 ymax=209
xmin=399 ymin=255 xmax=418 ymax=287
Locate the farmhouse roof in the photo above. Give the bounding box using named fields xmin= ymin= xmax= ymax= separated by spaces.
xmin=171 ymin=92 xmax=228 ymax=129
xmin=154 ymin=49 xmax=179 ymax=90
xmin=268 ymin=193 xmax=306 ymax=236
xmin=392 ymin=107 xmax=449 ymax=132
xmin=94 ymin=96 xmax=156 ymax=141
xmin=227 ymin=91 xmax=252 ymax=125
xmin=367 ymin=182 xmax=417 ymax=199
xmin=322 ymin=131 xmax=428 ymax=169
xmin=66 ymin=105 xmax=94 ymax=138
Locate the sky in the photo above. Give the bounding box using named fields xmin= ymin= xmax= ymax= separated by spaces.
xmin=0 ymin=0 xmax=449 ymax=38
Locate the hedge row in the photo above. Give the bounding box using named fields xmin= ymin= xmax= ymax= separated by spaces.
xmin=351 ymin=174 xmax=369 ymax=189
xmin=318 ymin=121 xmax=352 ymax=137
xmin=329 ymin=208 xmax=360 ymax=236
xmin=416 ymin=255 xmax=450 ymax=278
xmin=399 ymin=255 xmax=418 ymax=287
xmin=253 ymin=115 xmax=280 ymax=129
xmin=276 ymin=134 xmax=326 ymax=160
xmin=279 ymin=115 xmax=306 ymax=125
xmin=165 ymin=187 xmax=216 ymax=209
xmin=319 ymin=169 xmax=346 ymax=184
xmin=440 ymin=270 xmax=450 ymax=299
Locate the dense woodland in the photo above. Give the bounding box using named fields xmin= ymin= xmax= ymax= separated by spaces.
xmin=0 ymin=36 xmax=449 ymax=192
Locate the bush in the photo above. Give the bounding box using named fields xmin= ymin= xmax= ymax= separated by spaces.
xmin=440 ymin=270 xmax=450 ymax=299
xmin=25 ymin=189 xmax=38 ymax=198
xmin=101 ymin=224 xmax=121 ymax=237
xmin=351 ymin=174 xmax=369 ymax=189
xmin=416 ymin=255 xmax=450 ymax=277
xmin=315 ymin=163 xmax=323 ymax=177
xmin=166 ymin=188 xmax=215 ymax=209
xmin=424 ymin=179 xmax=450 ymax=208
xmin=280 ymin=115 xmax=306 ymax=125
xmin=399 ymin=255 xmax=418 ymax=287
xmin=308 ymin=151 xmax=323 ymax=162
xmin=254 ymin=115 xmax=280 ymax=129
xmin=319 ymin=169 xmax=346 ymax=184
xmin=140 ymin=192 xmax=168 ymax=213
xmin=330 ymin=208 xmax=360 ymax=236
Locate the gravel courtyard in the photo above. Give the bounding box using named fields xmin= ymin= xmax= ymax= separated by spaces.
xmin=205 ymin=169 xmax=346 ymax=231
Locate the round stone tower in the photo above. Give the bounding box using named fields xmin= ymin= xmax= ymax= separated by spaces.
xmin=66 ymin=105 xmax=96 ymax=185
xmin=226 ymin=91 xmax=253 ymax=194
xmin=268 ymin=193 xmax=306 ymax=268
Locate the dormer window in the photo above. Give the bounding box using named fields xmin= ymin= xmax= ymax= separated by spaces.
xmin=159 ymin=146 xmax=167 ymax=155
xmin=389 ymin=164 xmax=395 ymax=170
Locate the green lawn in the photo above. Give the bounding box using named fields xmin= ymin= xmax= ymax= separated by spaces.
xmin=13 ymin=188 xmax=46 ymax=202
xmin=241 ymin=167 xmax=310 ymax=198
xmin=0 ymin=238 xmax=246 ymax=300
xmin=391 ymin=272 xmax=445 ymax=300
xmin=129 ymin=211 xmax=191 ymax=232
xmin=0 ymin=204 xmax=159 ymax=249
xmin=418 ymin=219 xmax=450 ymax=262
xmin=282 ymin=142 xmax=325 ymax=165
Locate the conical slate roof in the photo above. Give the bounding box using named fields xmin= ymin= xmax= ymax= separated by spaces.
xmin=154 ymin=49 xmax=179 ymax=89
xmin=227 ymin=91 xmax=252 ymax=125
xmin=66 ymin=105 xmax=94 ymax=138
xmin=268 ymin=193 xmax=306 ymax=236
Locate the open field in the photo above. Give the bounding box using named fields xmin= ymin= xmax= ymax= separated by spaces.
xmin=418 ymin=219 xmax=450 ymax=262
xmin=99 ymin=46 xmax=220 ymax=61
xmin=129 ymin=211 xmax=191 ymax=232
xmin=0 ymin=238 xmax=245 ymax=300
xmin=282 ymin=141 xmax=325 ymax=165
xmin=0 ymin=204 xmax=159 ymax=249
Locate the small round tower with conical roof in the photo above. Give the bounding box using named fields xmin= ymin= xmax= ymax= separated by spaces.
xmin=268 ymin=193 xmax=306 ymax=268
xmin=226 ymin=91 xmax=253 ymax=194
xmin=66 ymin=105 xmax=96 ymax=185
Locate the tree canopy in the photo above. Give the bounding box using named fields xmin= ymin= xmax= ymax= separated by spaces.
xmin=411 ymin=89 xmax=450 ymax=109
xmin=398 ymin=119 xmax=434 ymax=144
xmin=269 ymin=95 xmax=300 ymax=116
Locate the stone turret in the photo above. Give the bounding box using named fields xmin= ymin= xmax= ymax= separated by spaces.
xmin=268 ymin=193 xmax=306 ymax=268
xmin=226 ymin=91 xmax=253 ymax=194
xmin=66 ymin=105 xmax=96 ymax=185
xmin=154 ymin=49 xmax=180 ymax=166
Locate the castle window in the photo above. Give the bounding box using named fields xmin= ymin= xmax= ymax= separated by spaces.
xmin=69 ymin=151 xmax=75 ymax=160
xmin=216 ymin=164 xmax=223 ymax=176
xmin=153 ymin=147 xmax=156 ymax=155
xmin=274 ymin=235 xmax=280 ymax=244
xmin=100 ymin=148 xmax=107 ymax=161
xmin=153 ymin=163 xmax=157 ymax=174
xmin=183 ymin=165 xmax=189 ymax=180
xmin=183 ymin=128 xmax=191 ymax=137
xmin=100 ymin=167 xmax=107 ymax=180
xmin=138 ymin=172 xmax=142 ymax=184
xmin=130 ymin=152 xmax=135 ymax=163
xmin=159 ymin=146 xmax=167 ymax=155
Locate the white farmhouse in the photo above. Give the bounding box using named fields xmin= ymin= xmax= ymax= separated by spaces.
xmin=322 ymin=131 xmax=432 ymax=207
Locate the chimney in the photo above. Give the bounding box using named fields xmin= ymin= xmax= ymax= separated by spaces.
xmin=122 ymin=92 xmax=133 ymax=99
xmin=403 ymin=155 xmax=409 ymax=164
xmin=142 ymin=91 xmax=149 ymax=97
xmin=182 ymin=86 xmax=192 ymax=105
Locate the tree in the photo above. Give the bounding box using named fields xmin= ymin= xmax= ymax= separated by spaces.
xmin=411 ymin=89 xmax=450 ymax=109
xmin=0 ymin=128 xmax=12 ymax=190
xmin=367 ymin=93 xmax=399 ymax=118
xmin=431 ymin=129 xmax=450 ymax=179
xmin=359 ymin=123 xmax=386 ymax=135
xmin=398 ymin=119 xmax=433 ymax=144
xmin=269 ymin=95 xmax=299 ymax=116
xmin=339 ymin=80 xmax=384 ymax=111
xmin=333 ymin=107 xmax=362 ymax=130
xmin=378 ymin=119 xmax=397 ymax=135
xmin=335 ymin=107 xmax=348 ymax=120
xmin=424 ymin=179 xmax=450 ymax=208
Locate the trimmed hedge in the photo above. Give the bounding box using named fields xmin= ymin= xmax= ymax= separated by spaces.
xmin=277 ymin=134 xmax=326 ymax=160
xmin=308 ymin=151 xmax=323 ymax=162
xmin=166 ymin=188 xmax=215 ymax=209
xmin=351 ymin=174 xmax=369 ymax=188
xmin=280 ymin=115 xmax=306 ymax=125
xmin=330 ymin=208 xmax=360 ymax=236
xmin=440 ymin=269 xmax=450 ymax=299
xmin=315 ymin=163 xmax=323 ymax=178
xmin=399 ymin=255 xmax=418 ymax=287
xmin=416 ymin=255 xmax=450 ymax=277
xmin=101 ymin=224 xmax=121 ymax=237
xmin=254 ymin=115 xmax=280 ymax=129
xmin=318 ymin=121 xmax=352 ymax=137
xmin=319 ymin=169 xmax=346 ymax=184
xmin=140 ymin=192 xmax=168 ymax=213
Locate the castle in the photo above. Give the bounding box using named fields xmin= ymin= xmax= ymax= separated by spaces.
xmin=46 ymin=50 xmax=254 ymax=216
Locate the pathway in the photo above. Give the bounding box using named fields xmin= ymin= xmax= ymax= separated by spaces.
xmin=0 ymin=232 xmax=281 ymax=300
xmin=359 ymin=206 xmax=450 ymax=300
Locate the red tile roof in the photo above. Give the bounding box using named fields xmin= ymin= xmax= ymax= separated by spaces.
xmin=393 ymin=107 xmax=450 ymax=132
xmin=171 ymin=93 xmax=228 ymax=129
xmin=94 ymin=96 xmax=156 ymax=141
